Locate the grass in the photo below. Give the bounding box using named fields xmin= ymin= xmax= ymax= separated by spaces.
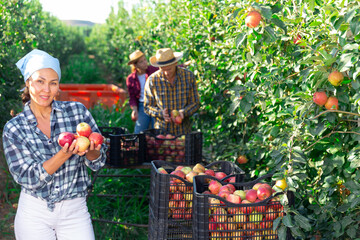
xmin=88 ymin=168 xmax=151 ymax=240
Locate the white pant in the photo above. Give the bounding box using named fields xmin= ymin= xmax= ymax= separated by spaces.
xmin=15 ymin=191 xmax=95 ymax=240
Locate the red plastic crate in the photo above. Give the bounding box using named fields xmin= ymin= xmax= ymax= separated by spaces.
xmin=192 ymin=174 xmax=294 ymax=239
xmin=148 ymin=160 xmax=244 ymax=240
xmin=56 ymin=84 xmax=127 ymax=110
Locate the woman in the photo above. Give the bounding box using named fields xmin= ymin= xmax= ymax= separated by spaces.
xmin=126 ymin=50 xmax=158 ymax=133
xmin=2 ymin=49 xmax=107 ymax=240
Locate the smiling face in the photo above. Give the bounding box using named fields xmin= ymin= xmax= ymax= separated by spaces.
xmin=26 ymin=68 xmax=59 ymax=108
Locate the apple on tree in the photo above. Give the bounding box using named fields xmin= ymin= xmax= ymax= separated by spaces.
xmin=236 ymin=155 xmax=248 ymax=164
xmin=325 ymin=96 xmax=339 ymax=110
xmin=328 ymin=71 xmax=344 ymax=86
xmin=313 ymin=91 xmax=328 ymax=106
xmin=245 ymin=11 xmax=261 ymax=28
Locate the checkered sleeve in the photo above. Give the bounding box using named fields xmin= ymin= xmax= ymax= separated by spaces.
xmin=182 ymin=70 xmax=200 ymax=117
xmin=2 ymin=123 xmax=52 ymax=190
xmin=144 ymin=74 xmax=163 ymax=118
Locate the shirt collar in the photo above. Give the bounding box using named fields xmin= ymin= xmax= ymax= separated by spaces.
xmin=23 ymin=100 xmax=64 ymax=125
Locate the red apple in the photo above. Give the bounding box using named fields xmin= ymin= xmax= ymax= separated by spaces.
xmin=254 ymin=199 xmax=266 ymax=213
xmin=214 ymin=172 xmax=227 ymax=180
xmin=257 ymin=186 xmax=272 ymax=200
xmin=170 ymin=170 xmax=186 ymax=183
xmin=236 ymin=155 xmax=248 ymax=164
xmin=245 ymin=11 xmax=261 ymax=28
xmin=174 ymin=115 xmax=182 ymax=124
xmin=325 ymin=96 xmax=339 ymax=110
xmin=225 ymin=184 xmax=236 ymax=193
xmin=218 ymin=190 xmax=231 ymax=200
xmin=88 ymin=132 xmax=104 ymax=147
xmin=58 ymin=132 xmax=75 ymax=147
xmin=313 ymin=91 xmax=328 ymax=106
xmin=233 ymin=190 xmax=246 ymax=200
xmin=252 ymin=182 xmax=263 ymax=191
xmin=157 ymin=167 xmax=168 ymax=174
xmin=75 ymin=136 xmax=90 ymax=152
xmin=328 ymin=71 xmax=344 ymax=86
xmin=204 ymin=169 xmax=215 ymax=177
xmin=246 ymin=189 xmax=258 ymax=202
xmin=208 ymin=180 xmax=222 ymax=195
xmin=76 ymin=122 xmax=92 ymax=138
xmin=226 ymin=194 xmax=241 ymax=204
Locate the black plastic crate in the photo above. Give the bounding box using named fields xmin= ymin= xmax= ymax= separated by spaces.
xmin=148 ymin=160 xmax=245 ymax=240
xmin=99 ymin=127 xmax=127 ymax=166
xmin=107 ymin=133 xmax=145 ymax=167
xmin=192 ymin=174 xmax=294 ymax=239
xmin=142 ymin=129 xmax=202 ymax=165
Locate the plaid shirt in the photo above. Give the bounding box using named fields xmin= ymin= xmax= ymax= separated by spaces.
xmin=2 ymin=101 xmax=106 ymax=211
xmin=144 ymin=66 xmax=200 ymax=136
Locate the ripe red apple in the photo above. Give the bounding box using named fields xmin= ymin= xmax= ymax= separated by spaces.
xmin=75 ymin=136 xmax=90 ymax=152
xmin=225 ymin=184 xmax=236 ymax=193
xmin=328 ymin=71 xmax=344 ymax=86
xmin=204 ymin=169 xmax=215 ymax=177
xmin=58 ymin=132 xmax=75 ymax=147
xmin=257 ymin=186 xmax=272 ymax=200
xmin=208 ymin=180 xmax=222 ymax=195
xmin=218 ymin=190 xmax=231 ymax=200
xmin=245 ymin=189 xmax=258 ymax=202
xmin=325 ymin=96 xmax=339 ymax=110
xmin=174 ymin=115 xmax=182 ymax=124
xmin=170 ymin=170 xmax=186 ymax=183
xmin=254 ymin=199 xmax=266 ymax=212
xmin=88 ymin=132 xmax=104 ymax=147
xmin=245 ymin=11 xmax=262 ymax=28
xmin=313 ymin=91 xmax=328 ymax=106
xmin=214 ymin=171 xmax=227 ymax=180
xmin=226 ymin=194 xmax=242 ymax=204
xmin=76 ymin=122 xmax=92 ymax=138
xmin=236 ymin=155 xmax=248 ymax=164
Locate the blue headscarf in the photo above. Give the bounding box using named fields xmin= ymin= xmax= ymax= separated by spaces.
xmin=16 ymin=49 xmax=61 ymax=82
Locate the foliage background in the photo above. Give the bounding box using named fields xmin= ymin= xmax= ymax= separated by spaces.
xmin=1 ymin=0 xmax=360 ymax=239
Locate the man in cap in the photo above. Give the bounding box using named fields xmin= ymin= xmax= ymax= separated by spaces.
xmin=144 ymin=48 xmax=200 ymax=136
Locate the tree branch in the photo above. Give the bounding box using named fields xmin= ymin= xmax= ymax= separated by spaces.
xmin=305 ymin=131 xmax=360 ymax=151
xmin=309 ymin=110 xmax=360 ymax=121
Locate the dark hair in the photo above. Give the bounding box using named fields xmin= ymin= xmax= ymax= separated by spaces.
xmin=21 ymin=86 xmax=31 ymax=105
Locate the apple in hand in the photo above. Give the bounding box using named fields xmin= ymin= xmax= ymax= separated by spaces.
xmin=76 ymin=122 xmax=92 ymax=138
xmin=58 ymin=132 xmax=75 ymax=147
xmin=171 ymin=110 xmax=183 ymax=124
xmin=75 ymin=136 xmax=91 ymax=152
xmin=88 ymin=132 xmax=104 ymax=147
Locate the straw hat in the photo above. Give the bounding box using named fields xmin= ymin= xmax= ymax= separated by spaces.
xmin=127 ymin=50 xmax=144 ymax=65
xmin=149 ymin=48 xmax=183 ymax=67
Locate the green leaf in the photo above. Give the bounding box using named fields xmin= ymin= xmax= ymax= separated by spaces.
xmin=260 ymin=6 xmax=273 ymax=20
xmin=273 ymin=216 xmax=281 ymax=230
xmin=294 ymin=214 xmax=312 ymax=231
xmin=236 ymin=33 xmax=246 ymax=48
xmin=277 ymin=225 xmax=287 ymax=239
xmin=341 ymin=216 xmax=353 ymax=229
xmin=271 ymin=18 xmax=287 ymax=34
xmin=282 ymin=214 xmax=294 ymax=227
xmin=264 ymin=26 xmax=277 ymax=42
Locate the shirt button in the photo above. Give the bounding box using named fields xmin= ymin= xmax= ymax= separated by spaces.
xmin=40 ymin=174 xmax=46 ymax=181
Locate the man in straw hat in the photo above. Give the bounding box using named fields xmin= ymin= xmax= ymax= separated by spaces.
xmin=126 ymin=50 xmax=158 ymax=133
xmin=144 ymin=48 xmax=200 ymax=136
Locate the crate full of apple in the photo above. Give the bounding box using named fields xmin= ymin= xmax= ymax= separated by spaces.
xmin=58 ymin=122 xmax=104 ymax=151
xmin=143 ymin=129 xmax=202 ymax=165
xmin=148 ymin=160 xmax=244 ymax=240
xmin=192 ymin=174 xmax=293 ymax=240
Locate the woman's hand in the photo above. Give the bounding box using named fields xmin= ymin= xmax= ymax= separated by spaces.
xmin=131 ymin=109 xmax=138 ymax=121
xmin=61 ymin=139 xmax=86 ymax=156
xmin=85 ymin=140 xmax=102 ymax=161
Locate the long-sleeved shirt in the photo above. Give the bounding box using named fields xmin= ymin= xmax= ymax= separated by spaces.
xmin=144 ymin=66 xmax=200 ymax=136
xmin=126 ymin=65 xmax=158 ymax=108
xmin=2 ymin=100 xmax=107 ymax=211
